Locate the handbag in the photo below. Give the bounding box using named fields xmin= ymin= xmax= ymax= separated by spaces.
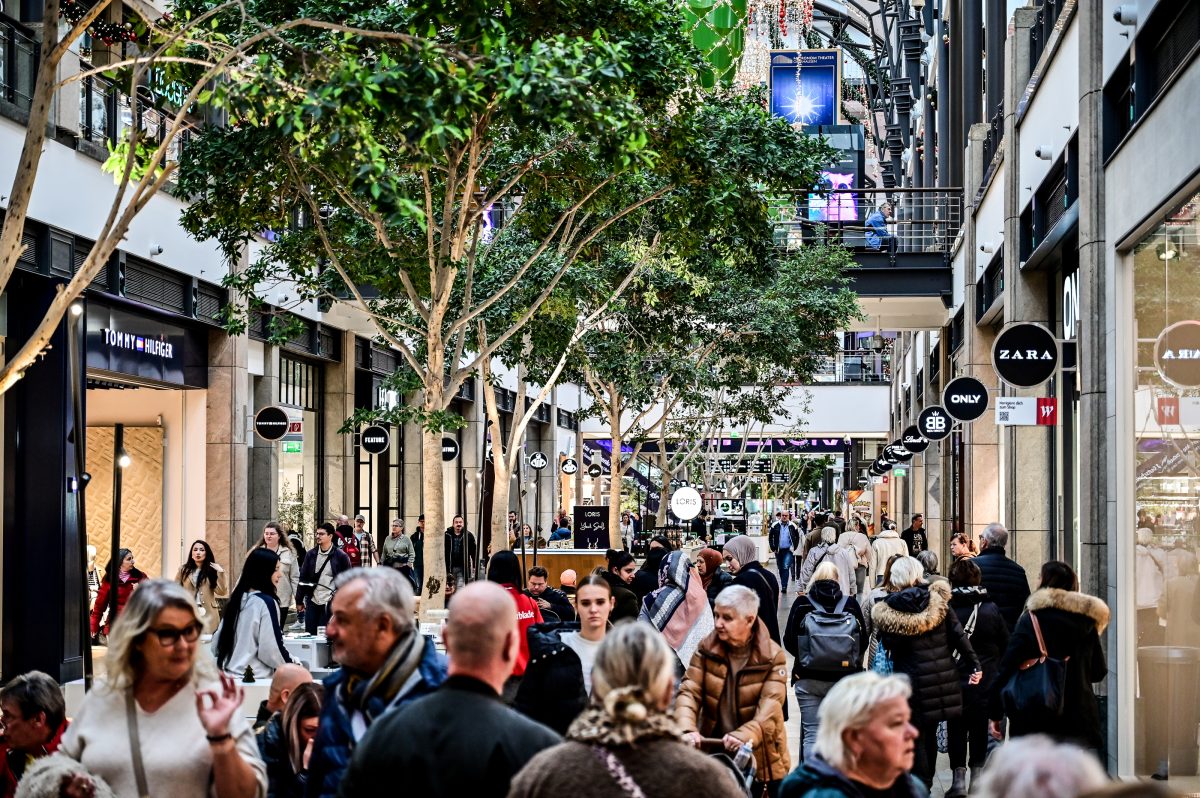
xmin=868 ymin=630 xmax=893 ymax=675
xmin=124 ymin=692 xmax=151 ymax=798
xmin=1000 ymin=611 xmax=1070 ymax=723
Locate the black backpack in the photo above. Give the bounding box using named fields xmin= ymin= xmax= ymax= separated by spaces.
xmin=797 ymin=596 xmax=860 ymax=673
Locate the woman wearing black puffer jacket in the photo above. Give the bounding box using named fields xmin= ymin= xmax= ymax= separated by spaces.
xmin=871 ymin=556 xmax=981 ymax=791
xmin=944 ymin=559 xmax=1009 ymax=798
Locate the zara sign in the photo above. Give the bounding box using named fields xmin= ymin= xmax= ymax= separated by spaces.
xmin=991 ymin=323 xmax=1059 ymax=388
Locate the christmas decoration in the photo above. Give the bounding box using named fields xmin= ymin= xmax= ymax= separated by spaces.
xmin=60 ymin=0 xmax=138 ymax=44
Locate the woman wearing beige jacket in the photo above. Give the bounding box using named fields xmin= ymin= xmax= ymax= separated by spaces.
xmin=175 ymin=539 xmax=228 ymax=634
xmin=255 ymin=521 xmax=299 ymax=620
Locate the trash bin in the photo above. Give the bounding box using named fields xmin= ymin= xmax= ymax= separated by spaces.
xmin=1137 ymin=646 xmax=1200 ymax=777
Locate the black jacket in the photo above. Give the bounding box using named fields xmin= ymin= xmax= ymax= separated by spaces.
xmin=514 ymin=622 xmax=587 ymax=734
xmin=631 ymin=549 xmax=667 ymax=600
xmin=872 ymin=581 xmax=981 ymax=724
xmin=974 ymin=547 xmax=1031 ymax=631
xmin=598 ymin=570 xmax=640 ymax=622
xmin=338 ymin=675 xmax=561 ymax=798
xmin=948 ymin=586 xmax=1009 ymax=702
xmin=899 ymin=526 xmax=928 ymax=556
xmin=989 ymin=588 xmax=1109 ymax=751
xmin=297 ymin=546 xmax=352 ymax=607
xmin=783 ymin=579 xmax=866 ymax=682
xmin=768 ymin=522 xmax=800 ymax=552
xmin=257 ymin=712 xmax=304 ymax=798
xmin=444 ymin=529 xmax=479 ymax=578
xmin=705 ymin=570 xmax=734 ymax=606
xmin=732 ymin=560 xmax=781 ymax=643
xmin=525 ymin=586 xmax=575 ymax=622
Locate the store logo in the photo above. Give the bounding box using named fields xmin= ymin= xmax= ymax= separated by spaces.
xmin=996 ymin=349 xmax=1054 ymax=360
xmin=1063 ymin=272 xmax=1080 ymax=340
xmin=992 ymin=323 xmax=1058 ymax=388
xmin=102 ymin=328 xmax=174 ymax=359
xmin=1155 ymin=321 xmax=1200 ymax=388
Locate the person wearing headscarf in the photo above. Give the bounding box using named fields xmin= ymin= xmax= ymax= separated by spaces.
xmin=638 ymin=551 xmax=715 ymax=672
xmin=722 ymin=535 xmax=781 ymax=643
xmin=696 ymin=548 xmax=733 ymax=606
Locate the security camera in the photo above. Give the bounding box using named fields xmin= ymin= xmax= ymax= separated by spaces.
xmin=149 ymin=243 xmax=164 ymax=257
xmin=1034 ymin=144 xmax=1053 ymax=160
xmin=1112 ymin=5 xmax=1137 ymax=25
xmin=979 ymin=242 xmax=996 ymax=254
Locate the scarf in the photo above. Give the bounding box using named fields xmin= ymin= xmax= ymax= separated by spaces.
xmin=642 ymin=552 xmax=713 ymax=666
xmin=566 ymin=697 xmax=682 ymax=747
xmin=697 ymin=548 xmax=724 ymax=590
xmin=342 ymin=630 xmax=426 ymax=724
xmin=722 ymin=535 xmax=758 ymax=568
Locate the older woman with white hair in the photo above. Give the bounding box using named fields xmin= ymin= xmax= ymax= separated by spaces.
xmin=798 ymin=527 xmax=859 ymax=599
xmin=58 ymin=579 xmax=268 ymax=798
xmin=509 ymin=623 xmax=745 ymax=798
xmin=778 ymin=672 xmax=925 ymax=798
xmin=971 ymin=735 xmax=1108 ymax=798
xmin=677 ymin=585 xmax=790 ymax=797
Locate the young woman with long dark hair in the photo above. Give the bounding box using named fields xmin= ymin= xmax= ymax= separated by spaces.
xmin=175 ymin=539 xmax=227 ymax=634
xmin=211 ymin=548 xmax=292 ymax=679
xmin=599 ymin=549 xmax=640 ymax=622
xmin=89 ymin=547 xmax=148 ymax=641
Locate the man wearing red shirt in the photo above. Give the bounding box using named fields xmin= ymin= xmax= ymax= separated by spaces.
xmin=0 ymin=672 xmax=69 ymax=798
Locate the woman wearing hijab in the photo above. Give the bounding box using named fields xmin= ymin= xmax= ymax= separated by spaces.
xmin=722 ymin=535 xmax=781 ymax=643
xmin=696 ymin=548 xmax=732 ymax=606
xmin=638 ymin=551 xmax=715 ymax=672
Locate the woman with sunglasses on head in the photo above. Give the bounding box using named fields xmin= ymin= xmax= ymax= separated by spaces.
xmin=58 ymin=580 xmax=268 ymax=798
xmin=176 ymin=539 xmax=228 ymax=634
xmin=211 ymin=548 xmax=292 ymax=681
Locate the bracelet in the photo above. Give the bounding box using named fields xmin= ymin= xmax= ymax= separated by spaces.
xmin=206 ymin=732 xmax=233 ymax=743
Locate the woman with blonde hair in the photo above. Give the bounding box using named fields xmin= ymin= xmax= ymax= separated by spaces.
xmin=58 ymin=579 xmax=268 ymax=798
xmin=509 ymin=623 xmax=744 ymax=798
xmin=783 ymin=562 xmax=867 ymax=760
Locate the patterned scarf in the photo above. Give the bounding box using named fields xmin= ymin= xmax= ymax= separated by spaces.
xmin=341 ymin=630 xmax=425 ymax=724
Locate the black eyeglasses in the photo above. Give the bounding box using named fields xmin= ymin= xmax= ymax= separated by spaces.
xmin=149 ymin=623 xmax=202 ymax=647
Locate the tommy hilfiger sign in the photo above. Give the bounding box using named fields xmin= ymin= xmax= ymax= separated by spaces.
xmin=100 ymin=328 xmax=175 ymax=359
xmin=991 ymin=323 xmax=1058 ymax=388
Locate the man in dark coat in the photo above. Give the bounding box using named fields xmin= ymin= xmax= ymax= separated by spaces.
xmin=339 ymin=582 xmax=560 ymax=798
xmin=973 ymin=523 xmax=1031 ymax=630
xmin=444 ymin=514 xmax=479 ymax=582
xmin=524 ymin=566 xmax=575 ymax=622
xmin=899 ymin=514 xmax=927 ymax=556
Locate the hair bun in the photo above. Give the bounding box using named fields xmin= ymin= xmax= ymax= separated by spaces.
xmin=603 ymin=685 xmax=649 ymax=724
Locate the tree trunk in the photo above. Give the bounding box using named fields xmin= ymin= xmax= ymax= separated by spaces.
xmin=491 ymin=455 xmax=512 ymax=551
xmin=421 ymin=422 xmax=447 ymax=616
xmin=608 ymin=408 xmax=624 ymax=549
xmin=656 ymin=449 xmax=669 ymax=527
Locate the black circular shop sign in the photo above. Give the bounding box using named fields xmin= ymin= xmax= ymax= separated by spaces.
xmin=360 ymin=425 xmax=390 ymax=455
xmin=254 ymin=406 xmax=290 ymax=441
xmin=885 ymin=443 xmax=914 ymax=462
xmin=942 ymin=377 xmax=990 ymax=422
xmin=917 ymin=405 xmax=954 ymax=441
xmin=587 ymin=463 xmax=603 ymax=478
xmin=1155 ymin=320 xmax=1200 ymax=388
xmin=992 ymin=323 xmax=1059 ymax=388
xmin=901 ymin=425 xmax=929 ymax=453
xmin=441 ymin=437 xmax=460 ymax=462
xmin=528 ymin=451 xmax=548 ymax=470
xmin=560 ymin=457 xmax=579 ymax=475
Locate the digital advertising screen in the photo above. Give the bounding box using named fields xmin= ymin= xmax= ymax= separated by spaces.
xmin=769 ymin=49 xmax=842 ymax=127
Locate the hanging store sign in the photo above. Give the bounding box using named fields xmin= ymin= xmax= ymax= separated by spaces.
xmin=360 ymin=425 xmax=390 ymax=455
xmin=1062 ymin=271 xmax=1080 ymax=340
xmin=587 ymin=463 xmax=603 ymax=478
xmin=254 ymin=406 xmax=290 ymax=441
xmin=995 ymin=397 xmax=1059 ymax=426
xmin=560 ymin=457 xmax=579 ymax=475
xmin=528 ymin=451 xmax=548 ymax=470
xmin=917 ymin=405 xmax=954 ymax=441
xmin=884 ymin=443 xmax=914 ymax=462
xmin=441 ymin=437 xmax=460 ymax=462
xmin=900 ymin=426 xmax=929 ymax=453
xmin=942 ymin=377 xmax=990 ymax=422
xmin=1154 ymin=321 xmax=1200 ymax=388
xmin=991 ymin=323 xmax=1059 ymax=388
xmin=670 ymin=486 xmax=703 ymax=520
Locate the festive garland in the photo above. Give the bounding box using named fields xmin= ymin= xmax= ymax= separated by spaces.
xmin=60 ymin=0 xmax=138 ymax=44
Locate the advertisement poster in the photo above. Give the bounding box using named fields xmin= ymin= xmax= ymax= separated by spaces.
xmin=769 ymin=49 xmax=841 ymax=127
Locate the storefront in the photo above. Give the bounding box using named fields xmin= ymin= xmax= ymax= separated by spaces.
xmin=354 ymin=339 xmax=404 ymax=544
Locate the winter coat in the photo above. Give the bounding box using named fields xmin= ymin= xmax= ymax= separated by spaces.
xmin=89 ymin=571 xmax=148 ymax=636
xmin=868 ymin=530 xmax=908 ymax=590
xmin=1 ymin=721 xmax=68 ymax=798
xmin=257 ymin=712 xmax=304 ymax=798
xmin=444 ymin=529 xmax=479 ymax=579
xmin=501 ymin=584 xmax=544 ymax=677
xmin=337 ymin=676 xmax=560 ymax=798
xmin=1135 ymin=544 xmax=1167 ymax=608
xmin=705 ymin=570 xmax=734 ymax=606
xmin=872 ymin=581 xmax=981 ymax=724
xmin=731 ymin=560 xmax=781 ymax=643
xmin=631 ymin=550 xmax=667 ymax=601
xmin=989 ymin=588 xmax=1109 ymax=751
xmin=307 ymin=634 xmax=446 ymax=798
xmin=838 ymin=530 xmax=871 ymax=568
xmin=598 ymin=570 xmax=640 ymax=622
xmin=973 ymin=547 xmax=1030 ymax=631
xmin=948 ymin=586 xmax=1009 ymax=703
xmin=769 ymin=522 xmax=800 ymax=552
xmin=525 ymin=586 xmax=575 ymax=623
xmin=783 ymin=579 xmax=866 ymax=682
xmin=175 ymin=563 xmax=228 ymax=634
xmin=779 ymin=754 xmax=927 ymax=798
xmin=675 ymin=621 xmax=791 ymax=781
xmin=798 ymin=543 xmax=859 ymax=597
xmin=508 ymin=709 xmax=745 ymax=798
xmin=514 ymin=622 xmax=587 ymax=735
xmin=296 ymin=546 xmax=352 ymax=608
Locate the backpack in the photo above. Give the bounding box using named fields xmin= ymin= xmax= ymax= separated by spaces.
xmin=796 ymin=596 xmax=860 ymax=673
xmin=338 ymin=531 xmax=362 ymax=568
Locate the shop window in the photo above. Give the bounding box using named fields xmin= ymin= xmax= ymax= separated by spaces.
xmin=278 ymin=355 xmax=322 ymax=534
xmin=1130 ymin=187 xmax=1200 ymax=785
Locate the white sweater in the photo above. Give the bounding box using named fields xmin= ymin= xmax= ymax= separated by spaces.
xmin=211 ymin=592 xmax=290 ymax=679
xmin=58 ymin=680 xmax=267 ymax=798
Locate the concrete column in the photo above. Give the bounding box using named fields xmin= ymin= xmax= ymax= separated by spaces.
xmin=322 ymin=331 xmax=356 ymax=519
xmin=206 ymin=330 xmax=249 ymax=580
xmin=248 ymin=345 xmax=279 ymax=539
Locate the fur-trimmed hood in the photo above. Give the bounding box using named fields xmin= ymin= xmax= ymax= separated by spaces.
xmin=1026 ymin=588 xmax=1110 ymax=633
xmin=872 ymin=580 xmax=951 ymax=636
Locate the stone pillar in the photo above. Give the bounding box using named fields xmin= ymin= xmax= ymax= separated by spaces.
xmin=206 ymin=330 xmax=249 ymax=581
xmin=248 ymin=345 xmax=278 ymax=540
xmin=322 ymin=331 xmax=355 ymax=519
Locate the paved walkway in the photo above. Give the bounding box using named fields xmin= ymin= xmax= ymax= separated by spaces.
xmin=770 ymin=565 xmax=954 ymax=797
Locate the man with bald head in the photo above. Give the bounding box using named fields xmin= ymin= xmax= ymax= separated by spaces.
xmin=338 ymin=582 xmax=560 ymax=797
xmin=253 ymin=663 xmax=312 ymax=731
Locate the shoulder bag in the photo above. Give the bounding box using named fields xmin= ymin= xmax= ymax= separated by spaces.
xmin=1000 ymin=611 xmax=1070 ymax=723
xmin=124 ymin=692 xmax=151 ymax=798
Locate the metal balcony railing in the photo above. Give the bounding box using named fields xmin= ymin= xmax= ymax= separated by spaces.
xmin=812 ymin=349 xmax=893 ymax=384
xmin=0 ymin=14 xmax=38 ymax=114
xmin=771 ymin=187 xmax=963 ymax=257
xmin=78 ymin=65 xmax=196 ymax=159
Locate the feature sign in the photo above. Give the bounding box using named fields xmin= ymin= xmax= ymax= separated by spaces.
xmin=942 ymin=377 xmax=990 ymax=422
xmin=900 ymin=426 xmax=929 ymax=454
xmin=560 ymin=457 xmax=579 ymax=475
xmin=1155 ymin=320 xmax=1200 ymax=388
xmin=992 ymin=323 xmax=1059 ymax=388
xmin=360 ymin=425 xmax=390 ymax=455
xmin=254 ymin=406 xmax=290 ymax=441
xmin=441 ymin=437 xmax=460 ymax=462
xmin=528 ymin=451 xmax=548 ymax=470
xmin=670 ymin=486 xmax=704 ymax=520
xmin=917 ymin=405 xmax=954 ymax=441
xmin=587 ymin=463 xmax=603 ymax=478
